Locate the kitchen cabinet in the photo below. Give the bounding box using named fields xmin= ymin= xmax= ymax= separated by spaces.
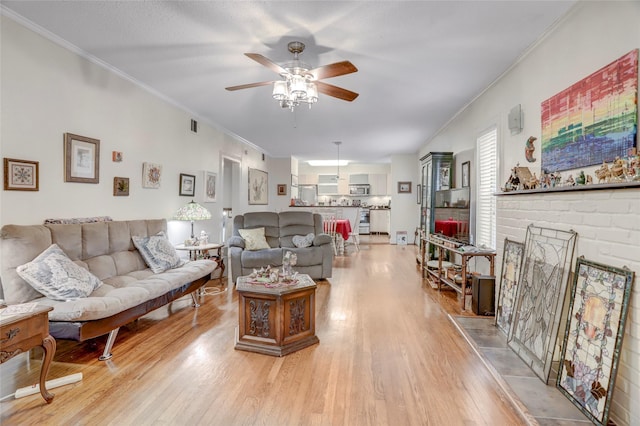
xmin=299 ymin=174 xmax=316 ymax=185
xmin=338 ymin=178 xmax=349 ymax=195
xmin=370 ymin=209 xmax=390 ymax=234
xmin=349 ymin=174 xmax=369 ymax=185
xmin=369 ymin=173 xmax=388 ymax=195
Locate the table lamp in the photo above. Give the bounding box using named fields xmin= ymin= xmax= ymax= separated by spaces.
xmin=173 ymin=200 xmax=212 ymax=240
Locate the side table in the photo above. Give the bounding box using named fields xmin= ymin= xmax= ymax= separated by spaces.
xmin=175 ymin=243 xmax=225 ymax=280
xmin=235 ymin=274 xmax=319 ymax=356
xmin=1 ymin=305 xmax=56 ymax=403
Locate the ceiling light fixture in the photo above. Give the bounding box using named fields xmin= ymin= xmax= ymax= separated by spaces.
xmin=334 ymin=141 xmax=342 ymax=179
xmin=307 ymin=160 xmax=349 ymax=167
xmin=272 ymin=42 xmax=318 ymax=111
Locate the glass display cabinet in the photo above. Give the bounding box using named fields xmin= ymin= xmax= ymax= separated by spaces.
xmin=419 ymin=152 xmax=453 ymax=260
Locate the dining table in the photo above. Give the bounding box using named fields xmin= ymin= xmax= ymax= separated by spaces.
xmin=324 ymin=219 xmax=352 ymax=255
xmin=334 ymin=219 xmax=352 ymax=240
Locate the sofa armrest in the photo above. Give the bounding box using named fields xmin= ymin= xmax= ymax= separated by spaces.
xmin=313 ymin=233 xmax=332 ymax=246
xmin=228 ymin=235 xmax=245 ymax=249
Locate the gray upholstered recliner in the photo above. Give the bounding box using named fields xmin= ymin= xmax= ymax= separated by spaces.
xmin=228 ymin=211 xmax=333 ymax=283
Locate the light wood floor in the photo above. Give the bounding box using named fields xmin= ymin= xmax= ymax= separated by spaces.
xmin=1 ymin=243 xmax=524 ymax=425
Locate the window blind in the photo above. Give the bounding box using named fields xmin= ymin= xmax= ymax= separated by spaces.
xmin=476 ymin=126 xmax=497 ymax=249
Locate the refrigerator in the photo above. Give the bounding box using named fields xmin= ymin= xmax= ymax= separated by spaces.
xmin=299 ymin=185 xmax=317 ymax=206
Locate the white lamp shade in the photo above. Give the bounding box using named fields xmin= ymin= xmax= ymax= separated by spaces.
xmin=272 ymin=81 xmax=288 ymax=100
xmin=290 ymin=75 xmax=307 ymax=98
xmin=306 ymin=83 xmax=318 ymax=103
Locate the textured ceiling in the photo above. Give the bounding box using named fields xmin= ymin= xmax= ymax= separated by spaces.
xmin=2 ymin=1 xmax=576 ymax=163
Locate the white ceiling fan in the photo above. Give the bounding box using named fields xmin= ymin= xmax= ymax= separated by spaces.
xmin=225 ymin=41 xmax=358 ymax=110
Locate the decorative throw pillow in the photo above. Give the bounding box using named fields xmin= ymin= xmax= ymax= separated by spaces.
xmin=132 ymin=231 xmax=184 ymax=273
xmin=238 ymin=227 xmax=271 ymax=251
xmin=293 ymin=233 xmax=315 ymax=248
xmin=16 ymin=244 xmax=102 ymax=301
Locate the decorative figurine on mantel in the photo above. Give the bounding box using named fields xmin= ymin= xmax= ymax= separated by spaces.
xmin=524 ymin=136 xmax=537 ymax=163
xmin=576 ymin=171 xmax=586 ymax=185
xmin=595 ymin=161 xmax=611 ymax=183
xmin=610 ymin=157 xmax=625 ymax=182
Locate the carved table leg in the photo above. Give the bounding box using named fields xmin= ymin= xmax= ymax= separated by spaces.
xmin=40 ymin=335 xmax=56 ymax=403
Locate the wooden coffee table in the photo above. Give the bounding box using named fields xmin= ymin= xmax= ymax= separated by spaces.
xmin=1 ymin=305 xmax=56 ymax=403
xmin=235 ymin=274 xmax=319 ymax=356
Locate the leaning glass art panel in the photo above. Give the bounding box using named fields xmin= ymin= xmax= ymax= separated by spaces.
xmin=557 ymin=258 xmax=634 ymax=426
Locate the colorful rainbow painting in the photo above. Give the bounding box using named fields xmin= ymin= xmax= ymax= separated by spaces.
xmin=541 ymin=49 xmax=638 ymax=173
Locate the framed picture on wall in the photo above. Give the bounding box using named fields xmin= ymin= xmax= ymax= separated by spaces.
xmin=113 ymin=177 xmax=129 ymax=196
xmin=398 ymin=181 xmax=412 ymax=193
xmin=4 ymin=158 xmax=39 ymax=191
xmin=142 ymin=162 xmax=162 ymax=188
xmin=462 ymin=161 xmax=470 ymax=187
xmin=179 ymin=173 xmax=196 ymax=196
xmin=203 ymin=171 xmax=217 ymax=202
xmin=64 ymin=133 xmax=100 ymax=184
xmin=248 ymin=168 xmax=268 ymax=205
xmin=277 ymin=184 xmax=287 ymax=196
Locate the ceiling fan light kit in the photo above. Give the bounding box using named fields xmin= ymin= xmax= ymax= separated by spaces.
xmin=226 ymin=41 xmax=358 ymax=112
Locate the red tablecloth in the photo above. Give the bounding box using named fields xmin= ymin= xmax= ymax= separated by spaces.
xmin=325 ymin=219 xmax=352 ymax=240
xmin=336 ymin=219 xmax=352 ymax=240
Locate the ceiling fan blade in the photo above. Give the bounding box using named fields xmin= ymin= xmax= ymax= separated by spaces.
xmin=245 ymin=53 xmax=288 ymax=75
xmin=225 ymin=81 xmax=274 ymax=91
xmin=308 ymin=61 xmax=358 ymax=80
xmin=316 ymin=81 xmax=359 ymax=102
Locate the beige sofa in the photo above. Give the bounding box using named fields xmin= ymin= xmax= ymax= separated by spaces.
xmin=0 ymin=219 xmax=216 ymax=360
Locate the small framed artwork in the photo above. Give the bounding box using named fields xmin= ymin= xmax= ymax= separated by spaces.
xmin=248 ymin=168 xmax=268 ymax=205
xmin=142 ymin=162 xmax=162 ymax=188
xmin=64 ymin=133 xmax=100 ymax=183
xmin=113 ymin=177 xmax=129 ymax=196
xmin=398 ymin=181 xmax=412 ymax=193
xmin=179 ymin=173 xmax=196 ymax=196
xmin=112 ymin=151 xmax=123 ymax=162
xmin=291 ymin=174 xmax=298 ymax=187
xmin=462 ymin=161 xmax=470 ymax=187
xmin=277 ymin=184 xmax=287 ymax=196
xmin=416 ymin=184 xmax=422 ymax=204
xmin=203 ymin=171 xmax=217 ymax=202
xmin=4 ymin=158 xmax=39 ymax=191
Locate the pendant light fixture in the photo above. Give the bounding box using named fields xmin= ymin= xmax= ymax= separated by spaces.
xmin=334 ymin=141 xmax=342 ymax=179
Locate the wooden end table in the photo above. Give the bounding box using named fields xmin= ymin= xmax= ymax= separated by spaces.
xmin=235 ymin=274 xmax=319 ymax=356
xmin=1 ymin=305 xmax=56 ymax=403
xmin=175 ymin=242 xmax=225 ymax=279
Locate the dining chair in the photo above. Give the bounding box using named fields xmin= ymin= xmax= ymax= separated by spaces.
xmin=345 ymin=207 xmax=360 ymax=252
xmin=325 ymin=216 xmax=338 ymax=256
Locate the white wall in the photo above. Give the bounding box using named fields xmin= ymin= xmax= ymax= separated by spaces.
xmin=0 ymin=15 xmax=271 ymax=245
xmin=390 ymin=154 xmax=419 ymax=244
xmin=418 ymin=2 xmax=640 ymax=424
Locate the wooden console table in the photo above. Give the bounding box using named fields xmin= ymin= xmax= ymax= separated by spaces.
xmin=235 ymin=274 xmax=319 ymax=356
xmin=1 ymin=305 xmax=56 ymax=403
xmin=423 ymin=237 xmax=496 ymax=310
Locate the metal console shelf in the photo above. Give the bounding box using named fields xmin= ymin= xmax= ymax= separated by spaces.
xmin=422 ymin=237 xmax=496 ymax=310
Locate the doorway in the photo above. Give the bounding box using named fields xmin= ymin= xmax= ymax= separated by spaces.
xmin=220 ymin=155 xmax=241 ymax=244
